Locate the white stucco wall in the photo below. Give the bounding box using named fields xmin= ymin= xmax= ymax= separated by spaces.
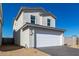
xmin=20 ymin=28 xmax=30 ymax=48
xmin=60 ymin=33 xmax=64 ymax=45
xmin=29 ymin=28 xmax=35 ymax=48
xmin=14 ymin=12 xmax=24 ymax=31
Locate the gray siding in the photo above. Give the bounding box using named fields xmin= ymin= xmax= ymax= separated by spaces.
xmin=14 ymin=29 xmax=21 ymax=45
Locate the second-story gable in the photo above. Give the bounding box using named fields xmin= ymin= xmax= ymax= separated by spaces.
xmin=14 ymin=7 xmax=56 ymax=31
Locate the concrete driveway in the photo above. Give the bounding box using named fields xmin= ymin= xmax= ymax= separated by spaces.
xmin=38 ymin=46 xmax=79 ymax=56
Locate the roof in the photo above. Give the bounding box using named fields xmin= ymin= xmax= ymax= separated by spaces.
xmin=15 ymin=7 xmax=56 ymax=21
xmin=22 ymin=23 xmax=65 ymax=32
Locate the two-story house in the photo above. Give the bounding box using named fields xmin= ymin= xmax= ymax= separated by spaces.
xmin=13 ymin=7 xmax=64 ymax=48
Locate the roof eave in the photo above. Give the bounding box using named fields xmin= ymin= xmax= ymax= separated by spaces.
xmin=22 ymin=23 xmax=65 ymax=32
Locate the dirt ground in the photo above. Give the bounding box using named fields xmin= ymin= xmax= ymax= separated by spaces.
xmin=69 ymin=45 xmax=79 ymax=49
xmin=0 ymin=45 xmax=48 ymax=56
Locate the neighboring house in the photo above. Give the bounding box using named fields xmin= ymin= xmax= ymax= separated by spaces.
xmin=13 ymin=7 xmax=64 ymax=48
xmin=0 ymin=4 xmax=2 ymax=46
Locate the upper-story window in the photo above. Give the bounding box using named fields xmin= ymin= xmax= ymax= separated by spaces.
xmin=31 ymin=15 xmax=35 ymax=24
xmin=47 ymin=19 xmax=50 ymax=26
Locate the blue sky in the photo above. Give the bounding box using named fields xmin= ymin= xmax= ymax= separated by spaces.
xmin=2 ymin=3 xmax=79 ymax=37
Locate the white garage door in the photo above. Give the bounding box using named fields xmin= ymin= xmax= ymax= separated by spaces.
xmin=36 ymin=29 xmax=63 ymax=47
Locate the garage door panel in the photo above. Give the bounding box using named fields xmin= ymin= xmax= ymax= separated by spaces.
xmin=36 ymin=29 xmax=62 ymax=47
